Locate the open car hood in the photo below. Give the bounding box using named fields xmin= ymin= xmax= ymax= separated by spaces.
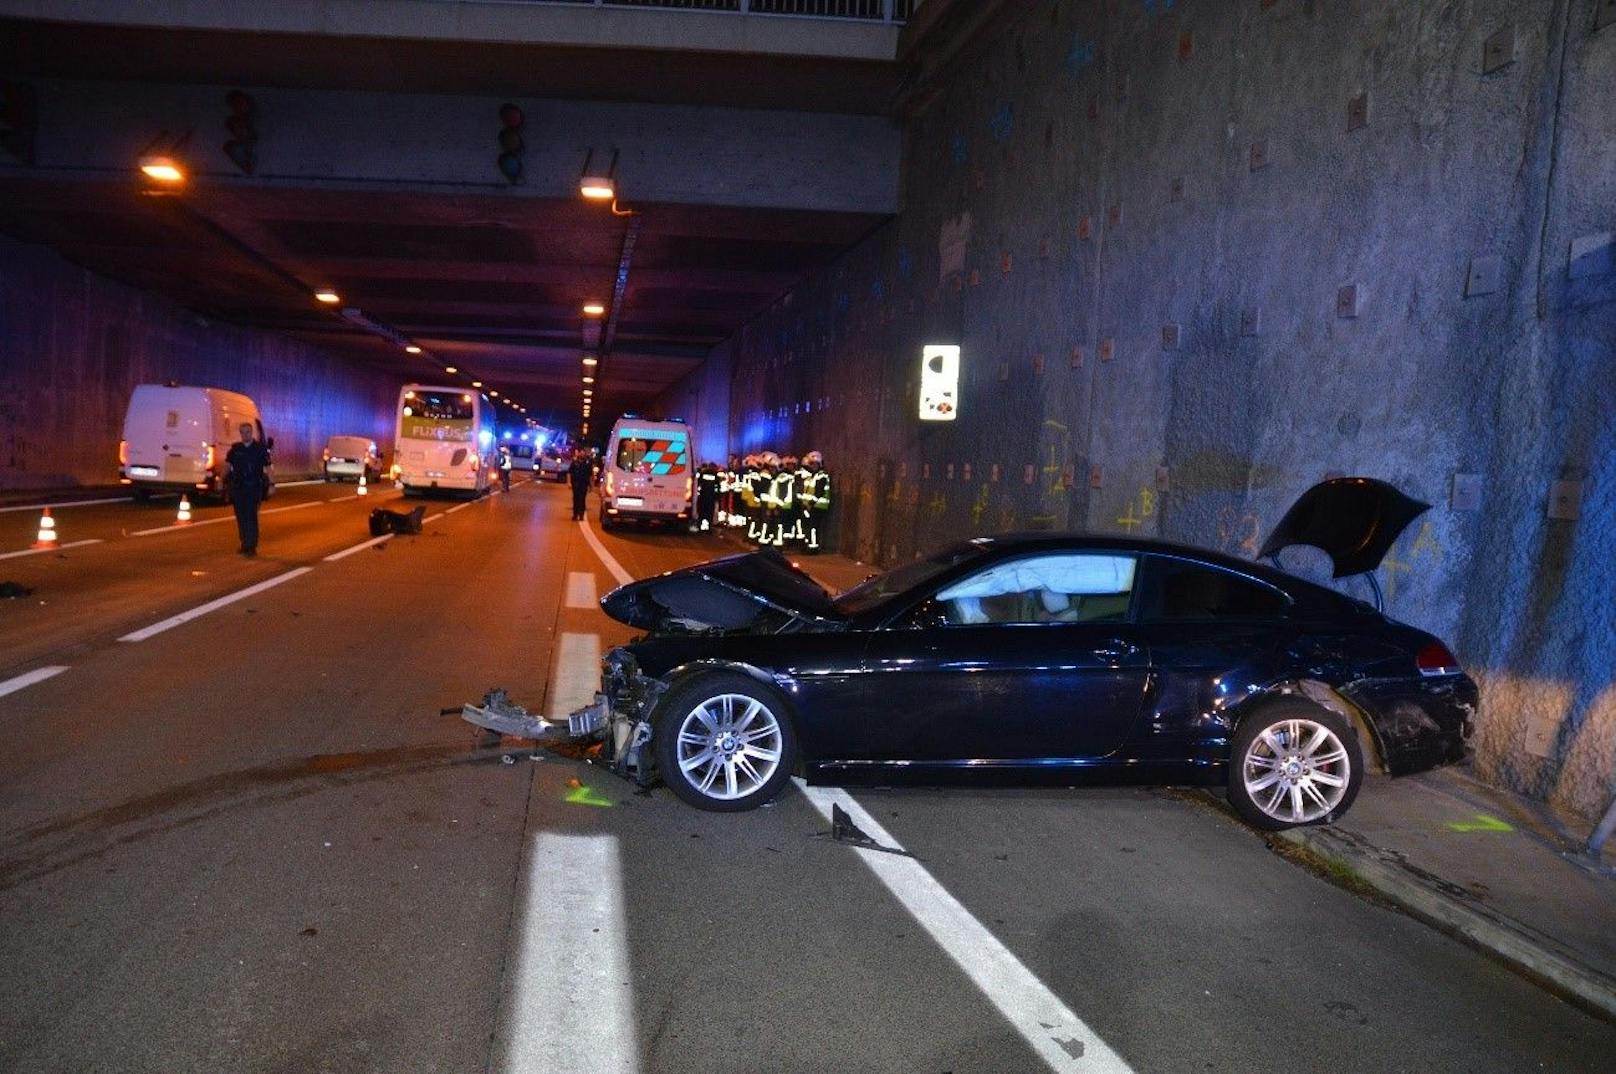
xmin=601 ymin=548 xmax=844 ymax=634
xmin=1259 ymin=477 xmax=1430 ymax=578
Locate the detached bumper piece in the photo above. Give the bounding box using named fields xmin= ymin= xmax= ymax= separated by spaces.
xmin=460 ymin=688 xmax=572 ymax=741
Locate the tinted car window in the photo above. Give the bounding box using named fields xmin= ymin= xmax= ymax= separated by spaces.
xmin=933 ymin=553 xmax=1136 ymax=625
xmin=1139 ymin=557 xmax=1288 ymax=621
xmin=833 ymin=542 xmax=991 ymax=617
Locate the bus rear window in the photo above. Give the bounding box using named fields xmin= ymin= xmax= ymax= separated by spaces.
xmin=615 ymin=435 xmax=688 ymax=475
xmin=400 ymin=391 xmax=473 ymax=441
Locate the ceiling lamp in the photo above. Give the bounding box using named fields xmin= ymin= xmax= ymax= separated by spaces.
xmin=472 ymin=380 xmax=484 ymax=388
xmin=138 ymin=153 xmax=186 ymax=184
xmin=582 ymin=376 xmax=595 ymax=385
xmin=404 ymin=344 xmax=422 ymax=354
xmin=582 ymin=355 xmax=598 ymax=367
xmin=313 ymin=289 xmax=341 ymax=305
xmin=582 ymin=302 xmax=605 ymax=317
xmin=444 ymin=366 xmax=458 ymax=374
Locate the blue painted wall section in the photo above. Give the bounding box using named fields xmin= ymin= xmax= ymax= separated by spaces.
xmin=659 ymin=0 xmax=1616 ymax=821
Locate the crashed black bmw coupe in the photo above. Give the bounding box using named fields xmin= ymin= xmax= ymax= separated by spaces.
xmin=566 ymin=479 xmax=1476 ymax=829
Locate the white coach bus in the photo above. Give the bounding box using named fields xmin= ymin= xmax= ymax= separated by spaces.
xmin=393 ymin=385 xmax=495 ymax=498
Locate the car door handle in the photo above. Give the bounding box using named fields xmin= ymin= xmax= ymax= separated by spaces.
xmin=1093 ymin=639 xmax=1140 ymax=662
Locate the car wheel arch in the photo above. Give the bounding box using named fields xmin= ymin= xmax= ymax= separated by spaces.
xmin=652 ymin=660 xmax=806 ymax=770
xmin=1231 ymin=679 xmax=1389 ymax=775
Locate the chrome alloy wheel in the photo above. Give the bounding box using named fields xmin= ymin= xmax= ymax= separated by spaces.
xmin=1241 ymin=718 xmax=1351 ymax=824
xmin=674 ymin=693 xmax=784 ymax=802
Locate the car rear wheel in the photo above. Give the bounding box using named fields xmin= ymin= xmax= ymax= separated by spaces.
xmin=1228 ymin=704 xmax=1361 ymax=830
xmin=653 ymin=674 xmax=798 ymax=812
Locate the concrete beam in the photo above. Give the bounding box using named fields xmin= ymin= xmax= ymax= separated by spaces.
xmin=0 ymin=0 xmax=901 ymax=61
xmin=2 ymin=78 xmax=900 ymax=214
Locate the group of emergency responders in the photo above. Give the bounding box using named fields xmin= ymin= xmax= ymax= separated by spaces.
xmin=694 ymin=451 xmax=832 ymax=553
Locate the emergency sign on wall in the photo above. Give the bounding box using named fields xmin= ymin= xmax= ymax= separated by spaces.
xmin=919 ymin=344 xmax=961 ymax=422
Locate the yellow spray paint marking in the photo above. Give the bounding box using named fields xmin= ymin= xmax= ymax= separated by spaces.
xmin=565 ymin=784 xmax=614 ymax=808
xmin=1446 ymin=813 xmax=1513 ymax=833
xmin=1411 ymin=519 xmax=1442 ymax=561
xmin=971 ymin=484 xmax=991 ymax=527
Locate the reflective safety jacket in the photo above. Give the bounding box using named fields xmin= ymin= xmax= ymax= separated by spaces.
xmin=740 ymin=467 xmax=762 ymax=507
xmin=697 ymin=469 xmax=719 ymax=495
xmin=800 ymin=468 xmax=831 ymax=510
xmin=763 ymin=469 xmax=794 ymax=510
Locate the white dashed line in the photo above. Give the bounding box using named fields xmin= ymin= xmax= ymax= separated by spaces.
xmin=547 ymin=632 xmax=602 ymax=719
xmin=445 ymin=502 xmax=472 ymax=515
xmin=323 ymin=534 xmax=393 ymax=562
xmin=0 ymin=539 xmax=103 ymax=561
xmin=117 ymin=568 xmax=313 ymax=642
xmin=795 ymin=782 xmax=1136 ymax=1074
xmin=564 ymin=571 xmax=598 ymax=609
xmin=127 ymin=498 xmax=324 ymax=537
xmin=0 ymin=666 xmax=70 ymax=699
xmin=577 ymin=520 xmax=633 ymax=587
xmin=499 ymin=833 xmax=637 ymax=1074
xmin=0 ymin=497 xmax=131 ymax=514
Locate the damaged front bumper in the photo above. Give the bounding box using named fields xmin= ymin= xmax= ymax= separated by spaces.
xmin=459 ymin=648 xmax=666 ymax=786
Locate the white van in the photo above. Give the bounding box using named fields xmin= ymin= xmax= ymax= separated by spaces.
xmin=322 ymin=435 xmax=381 ymax=482
xmin=119 ymin=384 xmax=266 ymax=501
xmin=601 ymin=416 xmax=693 ymax=529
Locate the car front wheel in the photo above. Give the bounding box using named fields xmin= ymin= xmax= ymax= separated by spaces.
xmin=653 ymin=674 xmax=798 ymax=812
xmin=1228 ymin=703 xmax=1361 ymax=830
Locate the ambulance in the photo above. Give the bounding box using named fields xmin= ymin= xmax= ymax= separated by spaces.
xmin=600 ymin=416 xmax=693 ymax=529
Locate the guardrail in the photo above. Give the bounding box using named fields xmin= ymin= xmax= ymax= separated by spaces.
xmin=495 ymin=0 xmax=919 ymax=22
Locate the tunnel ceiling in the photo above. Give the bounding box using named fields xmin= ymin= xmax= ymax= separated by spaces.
xmin=0 ymin=177 xmax=883 ymax=430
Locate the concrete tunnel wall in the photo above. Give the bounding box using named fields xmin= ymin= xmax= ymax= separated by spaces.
xmin=0 ymin=233 xmax=399 ymax=489
xmin=655 ymin=0 xmax=1616 ymax=821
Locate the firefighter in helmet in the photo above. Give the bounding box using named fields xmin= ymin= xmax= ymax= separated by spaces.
xmin=771 ymin=455 xmax=799 ymax=548
xmin=742 ymin=453 xmax=766 ymax=543
xmin=799 ymin=450 xmax=831 ymax=553
xmin=695 ymin=461 xmax=719 ymax=532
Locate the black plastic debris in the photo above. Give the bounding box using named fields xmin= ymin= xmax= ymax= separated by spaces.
xmin=0 ymin=581 xmax=32 ymax=599
xmin=369 ymin=505 xmax=425 ymax=537
xmin=829 ymin=802 xmax=914 ymax=858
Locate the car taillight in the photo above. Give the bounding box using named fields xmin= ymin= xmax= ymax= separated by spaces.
xmin=322 ymin=448 xmax=330 ymax=461
xmin=118 ymin=439 xmax=128 ymax=465
xmin=203 ymin=443 xmax=215 ymax=469
xmin=1416 ymin=641 xmax=1461 ymax=677
xmin=605 ymin=472 xmax=615 ymax=496
xmin=685 ymin=476 xmax=693 ymax=500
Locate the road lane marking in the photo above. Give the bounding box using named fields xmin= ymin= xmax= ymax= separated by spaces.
xmin=128 ymin=498 xmax=324 ymax=537
xmin=445 ymin=502 xmax=471 ymax=515
xmin=275 ymin=479 xmax=324 ymax=488
xmin=578 ymin=520 xmax=633 ymax=586
xmin=117 ymin=568 xmax=313 ymax=642
xmin=500 ymin=833 xmax=637 ymax=1074
xmin=564 ymin=571 xmax=598 ymax=609
xmin=0 ymin=539 xmax=103 ymax=561
xmin=796 ymin=782 xmax=1136 ymax=1074
xmin=0 ymin=497 xmax=131 ymax=514
xmin=0 ymin=666 xmax=70 ymax=699
xmin=423 ymin=512 xmax=445 ymax=523
xmin=547 ymin=632 xmax=602 ymax=719
xmin=323 ymin=534 xmax=393 ymax=561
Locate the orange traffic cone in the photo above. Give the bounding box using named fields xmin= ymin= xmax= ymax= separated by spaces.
xmin=33 ymin=507 xmax=57 ymax=548
xmin=176 ymin=495 xmax=192 ymax=525
xmin=357 ymin=473 xmax=368 ymax=497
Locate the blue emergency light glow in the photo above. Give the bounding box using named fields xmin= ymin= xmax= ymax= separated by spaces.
xmin=503 ymin=432 xmax=512 ymax=440
xmin=478 ymin=430 xmax=494 ymax=447
xmin=520 ymin=433 xmax=530 ymax=441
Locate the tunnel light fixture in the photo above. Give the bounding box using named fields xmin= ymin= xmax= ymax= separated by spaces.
xmin=582 ymin=376 xmax=595 ymax=385
xmin=471 ymin=380 xmax=484 ymax=388
xmin=489 ymin=390 xmax=500 ymax=398
xmin=582 ymin=355 xmax=599 ymax=367
xmin=580 ymin=177 xmax=615 ymax=201
xmin=404 ymin=344 xmax=422 ymax=355
xmin=582 ymin=302 xmax=605 ymax=317
xmin=138 ymin=154 xmax=187 ymax=184
xmin=444 ymin=365 xmax=458 ymax=374
xmin=314 ymin=289 xmax=342 ymax=305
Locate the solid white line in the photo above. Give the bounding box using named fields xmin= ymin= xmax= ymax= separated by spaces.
xmin=0 ymin=666 xmax=70 ymax=699
xmin=577 ymin=520 xmax=633 ymax=587
xmin=547 ymin=632 xmax=602 ymax=719
xmin=500 ymin=833 xmax=637 ymax=1074
xmin=0 ymin=497 xmax=131 ymax=514
xmin=276 ymin=479 xmax=324 ymax=488
xmin=795 ymin=782 xmax=1136 ymax=1074
xmin=445 ymin=502 xmax=471 ymax=515
xmin=117 ymin=568 xmax=313 ymax=642
xmin=423 ymin=512 xmax=445 ymax=524
xmin=127 ymin=498 xmax=325 ymax=537
xmin=0 ymin=539 xmax=102 ymax=561
xmin=564 ymin=571 xmax=598 ymax=609
xmin=323 ymin=534 xmax=392 ymax=562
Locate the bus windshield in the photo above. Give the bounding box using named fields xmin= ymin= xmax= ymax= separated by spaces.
xmin=400 ymin=391 xmax=474 ymax=442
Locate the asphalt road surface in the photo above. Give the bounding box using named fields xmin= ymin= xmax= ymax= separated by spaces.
xmin=1 ymin=478 xmax=1610 ymax=1073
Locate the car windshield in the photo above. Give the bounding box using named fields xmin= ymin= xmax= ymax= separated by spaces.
xmin=832 ymin=540 xmax=992 ymax=617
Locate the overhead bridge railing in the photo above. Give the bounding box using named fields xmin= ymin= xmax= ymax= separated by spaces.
xmin=503 ymin=0 xmax=920 ymax=21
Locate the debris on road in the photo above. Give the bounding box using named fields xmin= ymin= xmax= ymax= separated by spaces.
xmin=0 ymin=581 xmax=32 ymax=599
xmin=460 ymin=688 xmax=564 ymax=741
xmin=827 ymin=803 xmax=914 ymax=858
xmin=368 ymin=505 xmax=424 ymax=536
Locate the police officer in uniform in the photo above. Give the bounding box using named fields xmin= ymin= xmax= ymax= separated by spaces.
xmin=224 ymin=421 xmax=272 ymax=556
xmin=695 ymin=461 xmax=719 ymax=532
xmin=568 ymin=448 xmax=593 ymax=521
xmin=498 ymin=444 xmax=513 ymax=492
xmin=799 ymin=450 xmax=832 ymax=554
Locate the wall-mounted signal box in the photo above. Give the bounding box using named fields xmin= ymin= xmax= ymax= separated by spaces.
xmin=919 ymin=344 xmax=961 ymax=422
